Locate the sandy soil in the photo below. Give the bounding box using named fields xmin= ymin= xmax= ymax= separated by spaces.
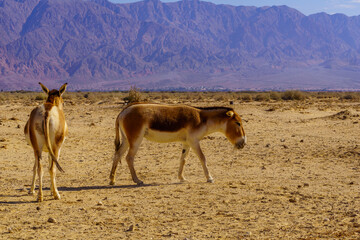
xmin=0 ymin=96 xmax=359 ymax=239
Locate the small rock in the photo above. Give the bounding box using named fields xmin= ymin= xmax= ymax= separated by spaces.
xmin=289 ymin=198 xmax=296 ymax=203
xmin=283 ymin=145 xmax=288 ymax=149
xmin=323 ymin=218 xmax=330 ymax=222
xmin=353 ymin=223 xmax=360 ymax=228
xmin=303 ymin=183 xmax=309 ymax=187
xmin=265 ymin=143 xmax=271 ymax=148
xmin=47 ymin=217 xmax=56 ymax=223
xmin=126 ymin=224 xmax=134 ymax=232
xmin=36 ymin=206 xmax=40 ymax=211
xmin=300 ymin=139 xmax=304 ymax=143
xmin=280 ymin=139 xmax=286 ymax=142
xmin=97 ymin=201 xmax=103 ymax=206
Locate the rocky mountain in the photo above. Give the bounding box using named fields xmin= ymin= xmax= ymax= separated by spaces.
xmin=1 ymin=0 xmax=360 ymax=90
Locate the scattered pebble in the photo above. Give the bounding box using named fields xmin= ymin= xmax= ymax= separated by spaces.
xmin=289 ymin=198 xmax=296 ymax=203
xmin=126 ymin=224 xmax=134 ymax=232
xmin=47 ymin=217 xmax=57 ymax=223
xmin=97 ymin=201 xmax=103 ymax=206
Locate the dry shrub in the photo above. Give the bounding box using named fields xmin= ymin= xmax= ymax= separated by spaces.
xmin=340 ymin=92 xmax=360 ymax=101
xmin=281 ymin=90 xmax=306 ymax=101
xmin=241 ymin=94 xmax=252 ymax=102
xmin=35 ymin=94 xmax=46 ymax=101
xmin=124 ymin=86 xmax=142 ymax=103
xmin=254 ymin=93 xmax=270 ymax=102
xmin=269 ymin=92 xmax=281 ymax=101
xmin=215 ymin=95 xmax=226 ymax=101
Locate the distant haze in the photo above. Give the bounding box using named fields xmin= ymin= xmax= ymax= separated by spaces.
xmin=1 ymin=0 xmax=360 ymax=91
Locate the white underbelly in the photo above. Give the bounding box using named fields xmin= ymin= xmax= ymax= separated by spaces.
xmin=144 ymin=128 xmax=187 ymax=143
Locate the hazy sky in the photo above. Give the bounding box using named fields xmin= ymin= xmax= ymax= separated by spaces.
xmin=109 ymin=0 xmax=360 ymax=16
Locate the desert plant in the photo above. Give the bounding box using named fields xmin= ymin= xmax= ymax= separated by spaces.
xmin=35 ymin=94 xmax=46 ymax=101
xmin=241 ymin=94 xmax=252 ymax=102
xmin=123 ymin=86 xmax=142 ymax=103
xmin=254 ymin=93 xmax=270 ymax=102
xmin=340 ymin=93 xmax=360 ymax=101
xmin=281 ymin=90 xmax=306 ymax=101
xmin=269 ymin=92 xmax=282 ymax=101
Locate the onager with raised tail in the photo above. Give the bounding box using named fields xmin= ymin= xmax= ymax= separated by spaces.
xmin=110 ymin=103 xmax=246 ymax=186
xmin=24 ymin=82 xmax=68 ymax=202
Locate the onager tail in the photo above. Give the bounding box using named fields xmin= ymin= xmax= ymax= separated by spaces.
xmin=44 ymin=112 xmax=65 ymax=173
xmin=114 ymin=116 xmax=121 ymax=152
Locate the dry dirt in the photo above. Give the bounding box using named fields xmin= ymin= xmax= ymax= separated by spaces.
xmin=0 ymin=95 xmax=360 ymax=239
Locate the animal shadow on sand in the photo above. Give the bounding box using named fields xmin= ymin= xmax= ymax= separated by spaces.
xmin=0 ymin=182 xmax=182 ymax=204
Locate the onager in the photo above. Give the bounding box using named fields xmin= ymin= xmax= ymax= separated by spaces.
xmin=110 ymin=103 xmax=246 ymax=185
xmin=24 ymin=82 xmax=68 ymax=202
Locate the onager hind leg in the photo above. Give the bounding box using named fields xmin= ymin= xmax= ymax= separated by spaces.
xmin=178 ymin=144 xmax=190 ymax=182
xmin=48 ymin=149 xmax=61 ymax=200
xmin=110 ymin=140 xmax=129 ymax=185
xmin=126 ymin=137 xmax=144 ymax=185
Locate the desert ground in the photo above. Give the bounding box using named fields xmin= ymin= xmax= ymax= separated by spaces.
xmin=0 ymin=91 xmax=359 ymax=239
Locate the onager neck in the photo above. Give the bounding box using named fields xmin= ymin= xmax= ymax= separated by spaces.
xmin=199 ymin=108 xmax=229 ymax=136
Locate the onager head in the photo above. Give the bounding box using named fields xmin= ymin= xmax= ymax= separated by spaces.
xmin=39 ymin=82 xmax=67 ymax=107
xmin=224 ymin=110 xmax=246 ymax=149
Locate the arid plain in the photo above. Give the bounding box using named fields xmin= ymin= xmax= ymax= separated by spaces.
xmin=0 ymin=91 xmax=359 ymax=239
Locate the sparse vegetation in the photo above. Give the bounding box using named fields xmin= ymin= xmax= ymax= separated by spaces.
xmin=281 ymin=90 xmax=306 ymax=101
xmin=123 ymin=86 xmax=142 ymax=103
xmin=0 ymin=90 xmax=359 ymax=106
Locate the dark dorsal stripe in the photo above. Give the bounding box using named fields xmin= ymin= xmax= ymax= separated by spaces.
xmin=195 ymin=106 xmax=234 ymax=112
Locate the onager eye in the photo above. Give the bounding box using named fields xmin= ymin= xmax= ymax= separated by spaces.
xmin=235 ymin=122 xmax=241 ymax=127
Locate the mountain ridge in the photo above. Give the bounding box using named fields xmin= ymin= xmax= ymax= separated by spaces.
xmin=1 ymin=0 xmax=360 ymax=90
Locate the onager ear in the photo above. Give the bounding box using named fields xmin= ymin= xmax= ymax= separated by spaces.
xmin=39 ymin=82 xmax=49 ymax=94
xmin=226 ymin=111 xmax=234 ymax=117
xmin=59 ymin=83 xmax=68 ymax=96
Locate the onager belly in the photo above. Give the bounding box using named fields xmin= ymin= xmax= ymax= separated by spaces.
xmin=144 ymin=128 xmax=187 ymax=143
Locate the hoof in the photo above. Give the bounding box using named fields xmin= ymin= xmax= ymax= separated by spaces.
xmin=37 ymin=196 xmax=43 ymax=202
xmin=136 ymin=181 xmax=144 ymax=186
xmin=207 ymin=178 xmax=214 ymax=183
xmin=54 ymin=194 xmax=61 ymax=200
xmin=28 ymin=190 xmax=35 ymax=195
xmin=179 ymin=178 xmax=187 ymax=183
xmin=109 ymin=180 xmax=115 ymax=186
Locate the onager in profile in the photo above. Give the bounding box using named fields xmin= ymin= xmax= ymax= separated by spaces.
xmin=109 ymin=103 xmax=246 ymax=186
xmin=24 ymin=82 xmax=68 ymax=202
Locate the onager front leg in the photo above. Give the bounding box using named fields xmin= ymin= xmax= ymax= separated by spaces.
xmin=37 ymin=155 xmax=44 ymax=202
xmin=190 ymin=141 xmax=214 ymax=183
xmin=29 ymin=154 xmax=38 ymax=195
xmin=178 ymin=144 xmax=190 ymax=182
